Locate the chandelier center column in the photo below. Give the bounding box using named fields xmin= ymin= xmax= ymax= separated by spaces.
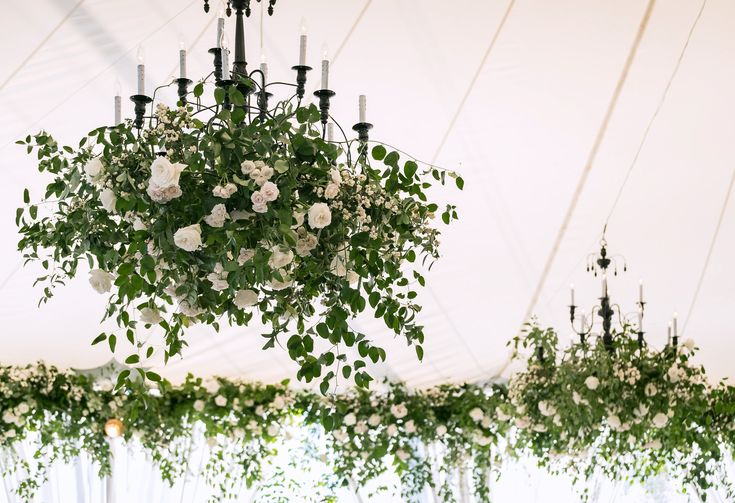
xmin=232 ymin=0 xmax=248 ymax=77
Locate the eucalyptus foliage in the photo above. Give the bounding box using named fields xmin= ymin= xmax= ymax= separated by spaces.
xmin=16 ymin=81 xmax=462 ymax=391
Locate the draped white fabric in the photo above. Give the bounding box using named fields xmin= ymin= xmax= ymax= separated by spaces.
xmin=1 ymin=428 xmax=731 ymax=502
xmin=2 ymin=0 xmax=735 ymax=387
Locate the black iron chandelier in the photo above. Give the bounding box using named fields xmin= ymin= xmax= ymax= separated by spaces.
xmin=120 ymin=0 xmax=372 ymax=142
xmin=567 ymin=238 xmax=680 ymax=352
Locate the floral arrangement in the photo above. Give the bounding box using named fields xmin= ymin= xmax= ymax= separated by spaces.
xmin=503 ymin=324 xmax=734 ymax=499
xmin=2 ymin=335 xmax=735 ymax=502
xmin=0 ymin=362 xmax=504 ymax=502
xmin=16 ymin=83 xmax=462 ymax=390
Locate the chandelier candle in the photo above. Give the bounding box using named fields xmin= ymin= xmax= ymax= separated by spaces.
xmin=260 ymin=54 xmax=268 ymax=84
xmin=221 ymin=34 xmax=230 ymax=77
xmin=359 ymin=95 xmax=367 ymax=123
xmin=639 ymin=279 xmax=644 ymax=303
xmin=179 ymin=41 xmax=187 ymax=79
xmin=217 ymin=11 xmax=225 ymax=47
xmin=113 ymin=80 xmax=121 ymax=126
xmin=136 ymin=46 xmax=145 ymax=95
xmin=299 ymin=19 xmax=307 ymax=65
xmin=320 ymin=45 xmax=329 ymax=89
xmin=327 ymin=122 xmax=334 ymax=142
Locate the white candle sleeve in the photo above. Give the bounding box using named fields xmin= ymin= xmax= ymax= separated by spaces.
xmin=217 ymin=18 xmax=225 ymax=48
xmin=299 ymin=34 xmax=307 ymax=65
xmin=359 ymin=95 xmax=366 ymax=123
xmin=260 ymin=62 xmax=268 ymax=84
xmin=321 ymin=60 xmax=329 ymax=89
xmin=114 ymin=96 xmax=121 ymax=125
xmin=327 ymin=123 xmax=334 ymax=142
xmin=179 ymin=49 xmax=187 ymax=79
xmin=137 ymin=64 xmax=145 ymax=95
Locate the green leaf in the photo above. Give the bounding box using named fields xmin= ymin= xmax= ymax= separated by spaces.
xmin=108 ymin=334 xmax=117 ymax=353
xmin=146 ymin=371 xmax=161 ymax=382
xmin=384 ymin=151 xmax=400 ymax=167
xmin=193 ymin=82 xmax=204 ymax=97
xmin=125 ymin=354 xmax=140 ymax=364
xmin=456 ymin=176 xmax=465 ymax=190
xmin=404 ymin=160 xmax=418 ymax=178
xmin=23 ymin=188 xmax=29 ymax=204
xmin=91 ymin=333 xmax=107 ymax=345
xmin=214 ymin=87 xmax=226 ymax=104
xmin=371 ymin=145 xmax=387 ymax=161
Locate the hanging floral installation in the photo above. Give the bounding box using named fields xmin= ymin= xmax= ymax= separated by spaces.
xmin=16 ymin=90 xmax=461 ymax=391
xmin=1 ymin=342 xmax=734 ymax=502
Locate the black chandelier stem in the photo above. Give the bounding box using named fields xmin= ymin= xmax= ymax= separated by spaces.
xmin=209 ymin=48 xmax=223 ymax=82
xmin=175 ymin=78 xmax=193 ymax=105
xmin=314 ymin=89 xmax=335 ymax=130
xmin=130 ymin=94 xmax=152 ymax=129
xmin=232 ymin=1 xmax=248 ymax=77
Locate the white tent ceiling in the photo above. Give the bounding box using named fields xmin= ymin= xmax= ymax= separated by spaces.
xmin=1 ymin=0 xmax=734 ymax=387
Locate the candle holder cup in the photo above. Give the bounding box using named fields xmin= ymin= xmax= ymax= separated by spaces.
xmin=291 ymin=65 xmax=311 ymax=100
xmin=175 ymin=78 xmax=193 ymax=105
xmin=352 ymin=122 xmax=373 ymax=143
xmin=313 ymin=89 xmax=335 ymax=127
xmin=130 ymin=94 xmax=153 ymax=130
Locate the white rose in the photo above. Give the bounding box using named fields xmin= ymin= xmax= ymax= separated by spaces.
xmin=271 ymin=396 xmax=286 ymax=410
xmin=193 ymin=400 xmax=205 ymax=412
xmin=173 ymin=224 xmax=202 ymax=252
xmin=344 ymin=413 xmax=357 ymax=426
xmin=260 ymin=166 xmax=274 ymax=179
xmin=635 ymin=404 xmax=649 ymax=417
xmin=333 ymin=429 xmax=348 ymax=442
xmin=435 ymin=424 xmax=447 ymax=436
xmin=395 ymin=449 xmax=410 ymax=462
xmin=16 ymin=403 xmax=29 ymax=415
xmin=252 ymin=202 xmax=268 ymax=214
xmin=532 ymin=424 xmax=547 ymax=433
xmin=132 ymin=218 xmax=147 ymax=231
xmin=324 ymin=183 xmax=340 ymax=199
xmin=99 ymin=188 xmax=117 ymax=212
xmin=386 ymin=424 xmax=398 ymax=437
xmin=89 ymin=269 xmax=114 ymax=294
xmin=268 ymin=246 xmax=294 ymax=269
xmin=268 ymin=269 xmax=293 ymax=290
xmin=204 ymin=203 xmax=229 ymax=228
xmin=146 ymin=183 xmax=182 ymax=203
xmin=342 ymin=271 xmax=358 ymax=286
xmin=538 ymin=401 xmax=556 ymax=417
xmin=607 ymin=415 xmax=622 ymax=430
xmin=667 ymin=365 xmax=681 ymax=383
xmin=292 ymin=212 xmax=305 ymax=228
xmin=241 ymin=160 xmax=256 ymax=174
xmin=475 ymin=433 xmax=493 ymax=446
xmin=260 ymin=181 xmax=280 ymax=202
xmin=644 ymin=439 xmax=662 ymax=450
xmin=404 ymin=420 xmax=416 ymax=433
xmin=234 ymin=289 xmax=258 ymax=308
xmin=5 ymin=429 xmax=16 ymax=439
xmin=367 ymin=414 xmax=381 ymax=427
xmin=254 ymin=175 xmax=268 ymax=186
xmin=139 ymin=307 xmax=163 ymax=324
xmin=150 ymin=157 xmax=185 ymax=188
xmin=237 ymin=248 xmax=255 ymax=265
xmin=495 ymin=407 xmax=511 ymax=422
xmin=481 ymin=416 xmax=492 ymax=428
xmin=254 ymin=160 xmax=266 ymax=169
xmin=308 ymin=202 xmax=332 ymax=229
xmin=645 ymin=383 xmax=658 ymax=397
xmin=683 ymin=338 xmax=695 ymax=351
xmin=652 ymin=412 xmax=669 ymax=428
xmin=84 ymin=157 xmax=104 ymax=182
xmin=585 ymin=376 xmax=600 ymax=390
xmin=2 ymin=411 xmax=16 ymax=424
xmin=206 ymin=437 xmax=218 ymax=447
xmin=515 ymin=417 xmax=530 ymax=429
xmin=469 ymin=407 xmax=484 ymax=422
xmin=330 ymin=251 xmax=348 ymax=277
xmin=354 ymin=421 xmax=368 ymax=434
xmin=390 ymin=403 xmax=408 ymax=419
xmin=214 ymin=395 xmax=227 ymax=407
xmin=330 ymin=168 xmax=342 ymax=184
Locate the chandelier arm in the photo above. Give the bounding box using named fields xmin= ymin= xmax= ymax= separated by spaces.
xmin=328 ymin=117 xmax=353 ymax=168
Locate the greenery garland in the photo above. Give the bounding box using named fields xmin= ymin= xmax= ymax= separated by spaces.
xmin=2 ymin=324 xmax=735 ymax=501
xmin=15 ymin=82 xmax=462 ymax=392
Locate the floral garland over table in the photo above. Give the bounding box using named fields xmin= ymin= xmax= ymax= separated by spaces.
xmin=16 ymin=84 xmax=462 ymax=391
xmin=2 ymin=327 xmax=735 ymax=502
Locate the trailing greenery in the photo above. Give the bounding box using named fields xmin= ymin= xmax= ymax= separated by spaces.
xmin=3 ymin=329 xmax=735 ymax=502
xmin=505 ymin=324 xmax=734 ymax=500
xmin=15 ymin=80 xmax=462 ymax=392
